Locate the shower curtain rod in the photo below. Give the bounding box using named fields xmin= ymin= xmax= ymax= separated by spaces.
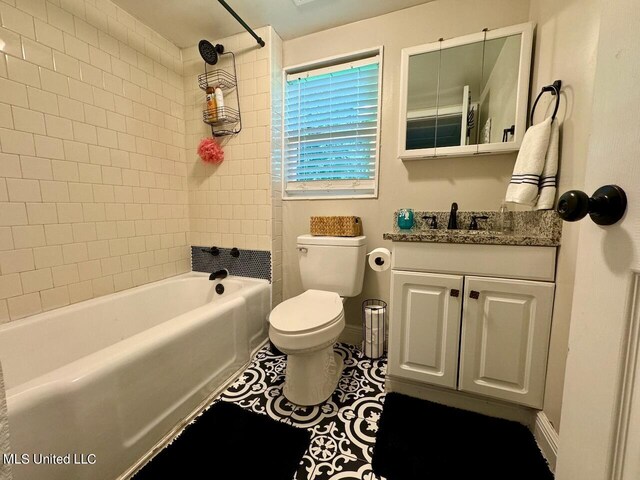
xmin=217 ymin=0 xmax=266 ymax=47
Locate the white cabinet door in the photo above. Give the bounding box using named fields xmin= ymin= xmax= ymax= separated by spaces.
xmin=459 ymin=276 xmax=555 ymax=408
xmin=388 ymin=271 xmax=463 ymax=388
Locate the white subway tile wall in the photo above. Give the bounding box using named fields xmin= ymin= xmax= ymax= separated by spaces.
xmin=184 ymin=27 xmax=276 ymax=254
xmin=0 ymin=0 xmax=190 ymax=321
xmin=270 ymin=32 xmax=283 ymax=306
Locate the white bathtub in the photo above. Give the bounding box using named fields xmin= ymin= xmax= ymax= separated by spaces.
xmin=0 ymin=272 xmax=271 ymax=480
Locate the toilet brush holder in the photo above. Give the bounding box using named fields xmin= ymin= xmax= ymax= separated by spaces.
xmin=362 ymin=299 xmax=387 ymax=359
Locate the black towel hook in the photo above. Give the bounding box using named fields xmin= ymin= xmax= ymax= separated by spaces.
xmin=530 ymin=80 xmax=562 ymax=125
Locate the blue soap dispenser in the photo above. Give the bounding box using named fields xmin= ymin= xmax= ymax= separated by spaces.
xmin=397 ymin=209 xmax=414 ymax=229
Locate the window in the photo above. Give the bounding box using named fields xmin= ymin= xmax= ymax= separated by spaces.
xmin=284 ymin=49 xmax=382 ymax=199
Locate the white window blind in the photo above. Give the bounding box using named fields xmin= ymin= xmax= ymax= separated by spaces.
xmin=284 ymin=54 xmax=381 ymax=198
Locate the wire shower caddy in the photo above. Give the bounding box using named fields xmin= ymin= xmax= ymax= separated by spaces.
xmin=197 ymin=51 xmax=242 ymax=137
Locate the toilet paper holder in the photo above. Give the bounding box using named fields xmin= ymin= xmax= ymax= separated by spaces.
xmin=367 ymin=248 xmax=392 ymax=270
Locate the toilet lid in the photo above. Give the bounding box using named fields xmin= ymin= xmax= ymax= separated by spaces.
xmin=269 ymin=290 xmax=344 ymax=334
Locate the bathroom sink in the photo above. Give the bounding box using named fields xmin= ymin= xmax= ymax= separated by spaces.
xmin=431 ymin=229 xmax=499 ymax=235
xmin=403 ymin=229 xmax=500 ymax=236
xmin=383 ymin=228 xmax=559 ymax=247
xmin=384 ymin=210 xmax=562 ymax=247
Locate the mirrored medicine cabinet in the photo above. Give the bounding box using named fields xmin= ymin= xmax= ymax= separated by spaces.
xmin=398 ymin=22 xmax=534 ymax=160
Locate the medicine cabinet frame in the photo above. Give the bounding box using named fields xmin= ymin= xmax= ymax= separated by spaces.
xmin=397 ymin=22 xmax=534 ymax=160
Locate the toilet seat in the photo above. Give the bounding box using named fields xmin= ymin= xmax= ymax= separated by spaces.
xmin=269 ymin=289 xmax=344 ymax=335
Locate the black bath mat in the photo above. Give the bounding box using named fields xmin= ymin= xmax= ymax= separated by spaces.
xmin=371 ymin=393 xmax=554 ymax=480
xmin=134 ymin=401 xmax=310 ymax=480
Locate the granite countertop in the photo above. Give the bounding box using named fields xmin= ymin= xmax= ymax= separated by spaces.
xmin=383 ymin=210 xmax=562 ymax=247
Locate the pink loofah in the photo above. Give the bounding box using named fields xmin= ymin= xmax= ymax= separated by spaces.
xmin=197 ymin=137 xmax=224 ymax=165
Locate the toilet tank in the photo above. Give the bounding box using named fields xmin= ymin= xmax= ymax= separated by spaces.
xmin=297 ymin=235 xmax=367 ymax=297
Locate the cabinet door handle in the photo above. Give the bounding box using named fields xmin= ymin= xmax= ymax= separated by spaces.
xmin=469 ymin=290 xmax=480 ymax=299
xmin=450 ymin=289 xmax=460 ymax=297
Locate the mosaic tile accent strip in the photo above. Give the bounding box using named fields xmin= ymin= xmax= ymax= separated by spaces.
xmin=191 ymin=246 xmax=272 ymax=281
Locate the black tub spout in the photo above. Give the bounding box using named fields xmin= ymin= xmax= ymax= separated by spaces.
xmin=209 ymin=269 xmax=229 ymax=281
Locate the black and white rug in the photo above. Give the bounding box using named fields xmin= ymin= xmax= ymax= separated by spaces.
xmin=219 ymin=343 xmax=388 ymax=480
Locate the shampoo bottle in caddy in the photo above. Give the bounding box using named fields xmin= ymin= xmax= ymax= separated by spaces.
xmin=215 ymin=86 xmax=225 ymax=120
xmin=206 ymin=86 xmax=217 ymax=122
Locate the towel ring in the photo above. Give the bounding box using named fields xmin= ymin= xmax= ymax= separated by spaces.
xmin=530 ymin=80 xmax=562 ymax=125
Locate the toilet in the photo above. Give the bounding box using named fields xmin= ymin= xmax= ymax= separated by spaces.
xmin=269 ymin=234 xmax=367 ymax=406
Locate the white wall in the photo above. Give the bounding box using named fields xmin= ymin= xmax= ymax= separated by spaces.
xmin=528 ymin=0 xmax=602 ymax=431
xmin=270 ymin=31 xmax=284 ymax=305
xmin=555 ymin=0 xmax=639 ymax=476
xmin=281 ymin=0 xmax=530 ymax=344
xmin=281 ymin=0 xmax=602 ymax=433
xmin=182 ymin=26 xmax=284 ymax=304
xmin=0 ymin=0 xmax=190 ymax=322
xmin=0 ymin=1 xmax=286 ymax=323
xmin=183 ymin=27 xmax=273 ymax=252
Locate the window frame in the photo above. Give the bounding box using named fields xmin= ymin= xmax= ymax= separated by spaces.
xmin=281 ymin=46 xmax=384 ymax=201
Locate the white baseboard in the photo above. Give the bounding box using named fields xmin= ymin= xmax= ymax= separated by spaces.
xmin=339 ymin=324 xmax=362 ymax=346
xmin=534 ymin=411 xmax=558 ymax=472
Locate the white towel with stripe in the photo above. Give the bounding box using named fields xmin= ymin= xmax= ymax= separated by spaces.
xmin=534 ymin=119 xmax=560 ymax=210
xmin=505 ymin=116 xmax=552 ymax=206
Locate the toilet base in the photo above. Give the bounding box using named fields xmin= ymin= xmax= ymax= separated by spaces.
xmin=283 ymin=345 xmax=344 ymax=406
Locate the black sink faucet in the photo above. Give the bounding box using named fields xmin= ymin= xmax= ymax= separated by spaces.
xmin=447 ymin=203 xmax=458 ymax=230
xmin=209 ymin=268 xmax=229 ymax=281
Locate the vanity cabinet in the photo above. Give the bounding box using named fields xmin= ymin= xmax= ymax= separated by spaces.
xmin=459 ymin=276 xmax=554 ymax=407
xmin=388 ymin=242 xmax=556 ymax=409
xmin=388 ymin=271 xmax=463 ymax=389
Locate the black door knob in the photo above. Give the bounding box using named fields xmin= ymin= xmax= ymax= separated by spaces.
xmin=557 ymin=185 xmax=627 ymax=225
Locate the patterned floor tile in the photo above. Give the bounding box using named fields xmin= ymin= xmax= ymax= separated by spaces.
xmin=301 ymin=418 xmax=362 ymax=479
xmin=288 ymin=398 xmax=341 ymax=428
xmin=336 ymin=408 xmax=380 ymax=463
xmin=219 ymin=347 xmax=297 ymax=420
xmin=309 ymin=456 xmax=387 ymax=480
xmin=217 ymin=342 xmax=389 ymax=480
xmin=288 ymin=344 xmax=387 ymax=428
xmin=335 ymin=345 xmax=386 ymax=402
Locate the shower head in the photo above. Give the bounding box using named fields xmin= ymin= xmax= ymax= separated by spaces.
xmin=199 ymin=40 xmax=225 ymax=65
